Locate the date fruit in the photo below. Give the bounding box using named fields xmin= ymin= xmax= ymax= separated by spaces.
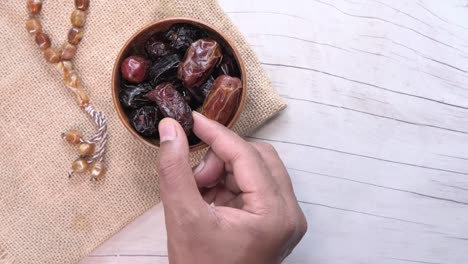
xmin=174 ymin=82 xmax=193 ymax=106
xmin=147 ymin=54 xmax=181 ymax=85
xmin=165 ymin=24 xmax=201 ymax=51
xmin=187 ymin=75 xmax=215 ymax=109
xmin=130 ymin=106 xmax=159 ymax=137
xmin=119 ymin=82 xmax=153 ymax=109
xmin=119 ymin=22 xmax=244 ymax=146
xmin=199 ymin=75 xmax=215 ymax=98
xmin=214 ymin=55 xmax=240 ymax=77
xmin=146 ymin=82 xmax=194 ymax=135
xmin=145 ymin=36 xmax=173 ymax=60
xmin=178 ymin=39 xmax=222 ymax=88
xmin=202 ymin=75 xmax=242 ymax=126
xmin=120 ymin=55 xmax=150 ymax=83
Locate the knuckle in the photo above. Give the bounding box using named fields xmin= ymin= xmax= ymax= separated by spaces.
xmin=297 ymin=211 xmax=308 ymax=236
xmin=261 ymin=142 xmax=277 ymax=152
xmin=253 ymin=142 xmax=269 ymax=150
xmin=264 ymin=143 xmax=278 ymax=154
xmin=253 ymin=142 xmax=279 ymax=157
xmin=282 ymin=207 xmax=308 ymax=239
xmin=284 ymin=217 xmax=297 ymax=236
xmin=231 ymin=142 xmax=258 ymax=162
xmin=246 ymin=143 xmax=261 ymax=157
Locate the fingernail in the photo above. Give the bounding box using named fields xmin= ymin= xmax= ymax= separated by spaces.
xmin=193 ymin=160 xmax=205 ymax=175
xmin=159 ymin=119 xmax=177 ymax=142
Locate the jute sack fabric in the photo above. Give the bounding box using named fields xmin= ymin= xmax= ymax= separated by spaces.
xmin=0 ymin=0 xmax=286 ymax=263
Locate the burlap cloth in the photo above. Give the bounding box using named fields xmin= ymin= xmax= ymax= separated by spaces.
xmin=0 ymin=1 xmax=286 ymax=263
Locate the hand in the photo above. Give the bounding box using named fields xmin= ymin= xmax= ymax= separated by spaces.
xmin=157 ymin=112 xmax=307 ymax=264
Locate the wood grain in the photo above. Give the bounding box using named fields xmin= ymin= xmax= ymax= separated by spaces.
xmin=82 ymin=0 xmax=468 ymax=263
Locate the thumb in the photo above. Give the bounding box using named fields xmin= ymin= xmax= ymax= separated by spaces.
xmin=157 ymin=118 xmax=204 ymax=216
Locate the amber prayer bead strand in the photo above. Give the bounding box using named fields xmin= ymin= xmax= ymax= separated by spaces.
xmin=26 ymin=0 xmax=90 ymax=104
xmin=25 ymin=0 xmax=107 ymax=181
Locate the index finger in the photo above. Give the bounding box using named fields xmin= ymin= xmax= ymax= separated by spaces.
xmin=192 ymin=112 xmax=274 ymax=194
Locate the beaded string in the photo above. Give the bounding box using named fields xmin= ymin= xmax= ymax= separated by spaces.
xmin=25 ymin=0 xmax=108 ymax=181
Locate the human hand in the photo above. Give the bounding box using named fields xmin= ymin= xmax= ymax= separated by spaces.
xmin=157 ymin=112 xmax=307 ymax=264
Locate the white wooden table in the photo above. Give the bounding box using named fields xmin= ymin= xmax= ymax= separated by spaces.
xmin=82 ymin=0 xmax=468 ymax=263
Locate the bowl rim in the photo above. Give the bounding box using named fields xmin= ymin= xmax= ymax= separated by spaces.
xmin=111 ymin=17 xmax=248 ymax=152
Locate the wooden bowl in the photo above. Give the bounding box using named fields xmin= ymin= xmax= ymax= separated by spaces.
xmin=112 ymin=18 xmax=247 ymax=152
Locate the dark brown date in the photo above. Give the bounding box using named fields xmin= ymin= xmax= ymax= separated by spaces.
xmin=178 ymin=39 xmax=222 ymax=88
xmin=120 ymin=55 xmax=150 ymax=83
xmin=186 ymin=75 xmax=215 ymax=109
xmin=147 ymin=54 xmax=181 ymax=86
xmin=145 ymin=36 xmax=173 ymax=60
xmin=214 ymin=55 xmax=240 ymax=77
xmin=146 ymin=82 xmax=193 ymax=135
xmin=119 ymin=82 xmax=153 ymax=109
xmin=165 ymin=24 xmax=202 ymax=51
xmin=130 ymin=106 xmax=159 ymax=137
xmin=199 ymin=75 xmax=215 ymax=98
xmin=174 ymin=81 xmax=193 ymax=106
xmin=202 ymin=75 xmax=242 ymax=126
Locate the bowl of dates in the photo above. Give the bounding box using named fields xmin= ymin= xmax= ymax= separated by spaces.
xmin=112 ymin=18 xmax=247 ymax=151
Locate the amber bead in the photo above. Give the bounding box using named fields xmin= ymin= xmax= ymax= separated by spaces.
xmin=89 ymin=161 xmax=106 ymax=179
xmin=35 ymin=33 xmax=51 ymax=50
xmin=72 ymin=158 xmax=88 ymax=173
xmin=57 ymin=60 xmax=73 ymax=74
xmin=63 ymin=130 xmax=82 ymax=145
xmin=25 ymin=18 xmax=42 ymax=35
xmin=65 ymin=70 xmax=81 ymax=88
xmin=61 ymin=43 xmax=77 ymax=60
xmin=68 ymin=27 xmax=84 ymax=45
xmin=71 ymin=10 xmax=86 ymax=28
xmin=74 ymin=88 xmax=90 ymax=107
xmin=27 ymin=0 xmax=42 ymax=15
xmin=79 ymin=143 xmax=95 ymax=156
xmin=75 ymin=0 xmax=90 ymax=11
xmin=44 ymin=48 xmax=61 ymax=63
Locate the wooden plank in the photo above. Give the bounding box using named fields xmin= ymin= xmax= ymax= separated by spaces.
xmin=225 ymin=2 xmax=468 ymax=133
xmin=253 ymin=98 xmax=468 ymax=176
xmin=86 ymin=204 xmax=168 ymax=256
xmin=247 ymin=138 xmax=468 ymax=263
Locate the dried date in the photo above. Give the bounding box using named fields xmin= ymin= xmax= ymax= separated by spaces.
xmin=214 ymin=55 xmax=240 ymax=77
xmin=146 ymin=82 xmax=193 ymax=135
xmin=145 ymin=36 xmax=173 ymax=60
xmin=202 ymin=75 xmax=242 ymax=126
xmin=119 ymin=82 xmax=153 ymax=109
xmin=174 ymin=82 xmax=192 ymax=106
xmin=147 ymin=54 xmax=181 ymax=85
xmin=120 ymin=55 xmax=150 ymax=83
xmin=187 ymin=75 xmax=215 ymax=109
xmin=130 ymin=106 xmax=159 ymax=137
xmin=199 ymin=75 xmax=215 ymax=98
xmin=165 ymin=24 xmax=201 ymax=51
xmin=178 ymin=39 xmax=222 ymax=88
